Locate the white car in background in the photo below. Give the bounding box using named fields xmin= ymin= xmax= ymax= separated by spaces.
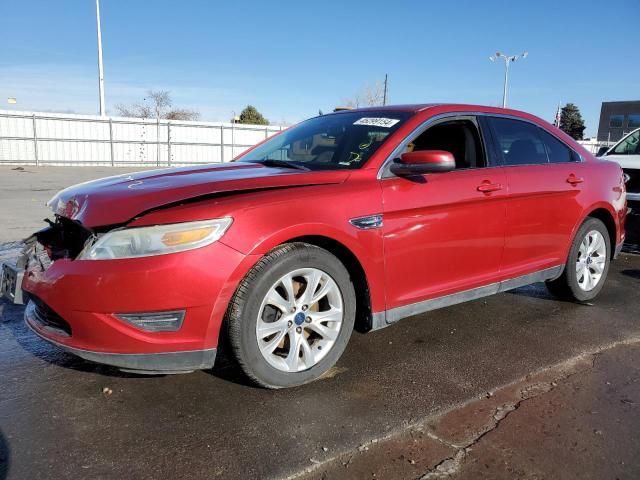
xmin=598 ymin=128 xmax=640 ymax=204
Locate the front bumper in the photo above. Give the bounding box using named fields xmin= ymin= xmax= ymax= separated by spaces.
xmin=20 ymin=241 xmax=255 ymax=373
xmin=25 ymin=301 xmax=216 ymax=373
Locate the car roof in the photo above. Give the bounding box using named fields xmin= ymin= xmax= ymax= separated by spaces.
xmin=332 ymin=104 xmax=440 ymax=113
xmin=331 ymin=103 xmax=533 ymax=116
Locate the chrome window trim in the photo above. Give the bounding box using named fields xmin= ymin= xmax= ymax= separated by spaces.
xmin=378 ymin=112 xmax=477 ymax=179
xmin=377 ymin=111 xmax=584 ymax=179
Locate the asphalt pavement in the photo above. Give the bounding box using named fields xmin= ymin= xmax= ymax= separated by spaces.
xmin=303 ymin=340 xmax=640 ymax=480
xmin=0 ymin=166 xmax=639 ymax=480
xmin=0 ymin=166 xmax=153 ymax=243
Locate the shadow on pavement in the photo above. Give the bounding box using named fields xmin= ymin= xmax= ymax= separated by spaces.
xmin=621 ymin=269 xmax=640 ymax=280
xmin=505 ymin=282 xmax=558 ymax=301
xmin=0 ymin=299 xmax=154 ymax=380
xmin=0 ymin=298 xmax=253 ymax=386
xmin=0 ymin=429 xmax=9 ymax=480
xmin=202 ymin=334 xmax=267 ymax=388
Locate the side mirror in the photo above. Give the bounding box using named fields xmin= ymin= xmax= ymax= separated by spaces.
xmin=390 ymin=150 xmax=456 ymax=176
xmin=596 ymin=146 xmax=609 ymax=157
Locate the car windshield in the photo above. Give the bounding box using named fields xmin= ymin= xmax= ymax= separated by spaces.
xmin=612 ymin=129 xmax=640 ymax=155
xmin=237 ymin=111 xmax=412 ymax=170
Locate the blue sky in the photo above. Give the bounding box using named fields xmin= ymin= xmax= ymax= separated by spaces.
xmin=0 ymin=0 xmax=638 ymax=135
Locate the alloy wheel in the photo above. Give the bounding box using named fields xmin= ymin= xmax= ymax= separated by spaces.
xmin=256 ymin=268 xmax=344 ymax=372
xmin=576 ymin=230 xmax=607 ymax=291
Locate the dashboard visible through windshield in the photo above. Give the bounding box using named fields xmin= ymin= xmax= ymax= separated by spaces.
xmin=237 ymin=111 xmax=412 ymax=171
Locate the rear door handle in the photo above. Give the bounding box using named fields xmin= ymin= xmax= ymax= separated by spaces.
xmin=566 ymin=175 xmax=584 ymax=185
xmin=477 ymin=182 xmax=503 ymax=193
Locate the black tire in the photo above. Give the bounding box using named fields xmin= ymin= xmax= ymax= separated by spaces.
xmin=225 ymin=242 xmax=356 ymax=389
xmin=546 ymin=217 xmax=611 ymax=302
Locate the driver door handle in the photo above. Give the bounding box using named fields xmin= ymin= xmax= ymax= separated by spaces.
xmin=477 ymin=182 xmax=503 ymax=193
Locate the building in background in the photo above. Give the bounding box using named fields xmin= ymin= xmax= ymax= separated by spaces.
xmin=597 ymin=100 xmax=640 ymax=143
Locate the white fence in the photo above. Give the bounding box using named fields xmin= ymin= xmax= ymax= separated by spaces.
xmin=0 ymin=109 xmax=285 ymax=167
xmin=577 ymin=139 xmax=613 ymax=155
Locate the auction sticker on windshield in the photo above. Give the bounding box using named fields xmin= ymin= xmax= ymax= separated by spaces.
xmin=353 ymin=117 xmax=400 ymax=128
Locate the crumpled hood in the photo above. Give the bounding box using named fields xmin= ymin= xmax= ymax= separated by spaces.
xmin=48 ymin=163 xmax=350 ymax=227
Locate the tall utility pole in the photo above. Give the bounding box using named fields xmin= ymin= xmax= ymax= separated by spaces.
xmin=96 ymin=0 xmax=106 ymax=116
xmin=383 ymin=74 xmax=388 ymax=106
xmin=489 ymin=51 xmax=528 ymax=108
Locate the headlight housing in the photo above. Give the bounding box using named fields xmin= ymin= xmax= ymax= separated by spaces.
xmin=78 ymin=218 xmax=232 ymax=260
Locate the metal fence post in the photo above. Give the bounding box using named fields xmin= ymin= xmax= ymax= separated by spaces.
xmin=156 ymin=117 xmax=160 ymax=167
xmin=108 ymin=117 xmax=115 ymax=166
xmin=167 ymin=121 xmax=171 ymax=166
xmin=231 ymin=121 xmax=235 ymax=160
xmin=265 ymin=126 xmax=268 ymax=139
xmin=32 ymin=113 xmax=39 ymax=166
xmin=220 ymin=125 xmax=225 ymax=163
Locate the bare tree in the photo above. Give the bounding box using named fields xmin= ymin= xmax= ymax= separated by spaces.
xmin=341 ymin=80 xmax=386 ymax=108
xmin=164 ymin=108 xmax=200 ymax=121
xmin=115 ymin=90 xmax=200 ymax=121
xmin=147 ymin=90 xmax=171 ymax=119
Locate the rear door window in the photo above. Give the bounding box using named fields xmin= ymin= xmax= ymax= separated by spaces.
xmin=487 ymin=117 xmax=547 ymax=166
xmin=538 ymin=129 xmax=577 ymax=163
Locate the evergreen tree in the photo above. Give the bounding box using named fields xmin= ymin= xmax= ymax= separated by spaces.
xmin=559 ymin=103 xmax=586 ymax=140
xmin=238 ymin=105 xmax=269 ymax=125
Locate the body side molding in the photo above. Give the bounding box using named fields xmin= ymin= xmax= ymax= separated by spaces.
xmin=370 ymin=265 xmax=564 ymax=331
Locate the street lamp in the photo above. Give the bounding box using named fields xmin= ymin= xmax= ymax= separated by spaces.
xmin=96 ymin=0 xmax=106 ymax=116
xmin=489 ymin=51 xmax=528 ymax=108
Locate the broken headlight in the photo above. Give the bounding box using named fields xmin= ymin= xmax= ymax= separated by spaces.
xmin=78 ymin=218 xmax=233 ymax=260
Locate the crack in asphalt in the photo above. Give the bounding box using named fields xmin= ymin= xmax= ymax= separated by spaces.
xmin=291 ymin=337 xmax=640 ymax=480
xmin=419 ymin=449 xmax=468 ymax=479
xmin=416 ymin=341 xmax=638 ymax=479
xmin=418 ymin=390 xmax=541 ymax=479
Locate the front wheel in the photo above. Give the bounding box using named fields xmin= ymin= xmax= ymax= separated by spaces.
xmin=225 ymin=243 xmax=356 ymax=388
xmin=546 ymin=217 xmax=611 ymax=302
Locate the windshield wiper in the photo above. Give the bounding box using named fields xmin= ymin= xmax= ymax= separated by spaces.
xmin=247 ymin=159 xmax=310 ymax=171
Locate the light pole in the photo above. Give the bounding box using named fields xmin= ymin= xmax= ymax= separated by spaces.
xmin=383 ymin=73 xmax=388 ymax=106
xmin=96 ymin=0 xmax=106 ymax=116
xmin=489 ymin=51 xmax=528 ymax=108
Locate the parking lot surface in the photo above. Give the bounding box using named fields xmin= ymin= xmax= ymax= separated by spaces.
xmin=304 ymin=339 xmax=640 ymax=480
xmin=1 ymin=166 xmax=639 ymax=479
xmin=0 ymin=166 xmax=154 ymax=243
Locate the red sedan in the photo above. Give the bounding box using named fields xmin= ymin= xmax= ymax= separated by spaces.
xmin=18 ymin=104 xmax=627 ymax=388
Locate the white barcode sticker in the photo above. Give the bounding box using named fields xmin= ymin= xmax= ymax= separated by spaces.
xmin=353 ymin=117 xmax=400 ymax=128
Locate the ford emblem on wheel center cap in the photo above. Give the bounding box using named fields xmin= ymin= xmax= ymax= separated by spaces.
xmin=294 ymin=312 xmax=306 ymax=326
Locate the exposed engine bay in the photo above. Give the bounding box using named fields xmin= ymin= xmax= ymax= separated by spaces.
xmin=19 ymin=216 xmax=95 ymax=271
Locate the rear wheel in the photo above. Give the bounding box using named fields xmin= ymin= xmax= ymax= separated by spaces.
xmin=225 ymin=243 xmax=355 ymax=388
xmin=546 ymin=217 xmax=611 ymax=302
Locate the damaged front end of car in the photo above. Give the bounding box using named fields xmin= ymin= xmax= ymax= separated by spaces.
xmin=1 ymin=215 xmax=98 ymax=304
